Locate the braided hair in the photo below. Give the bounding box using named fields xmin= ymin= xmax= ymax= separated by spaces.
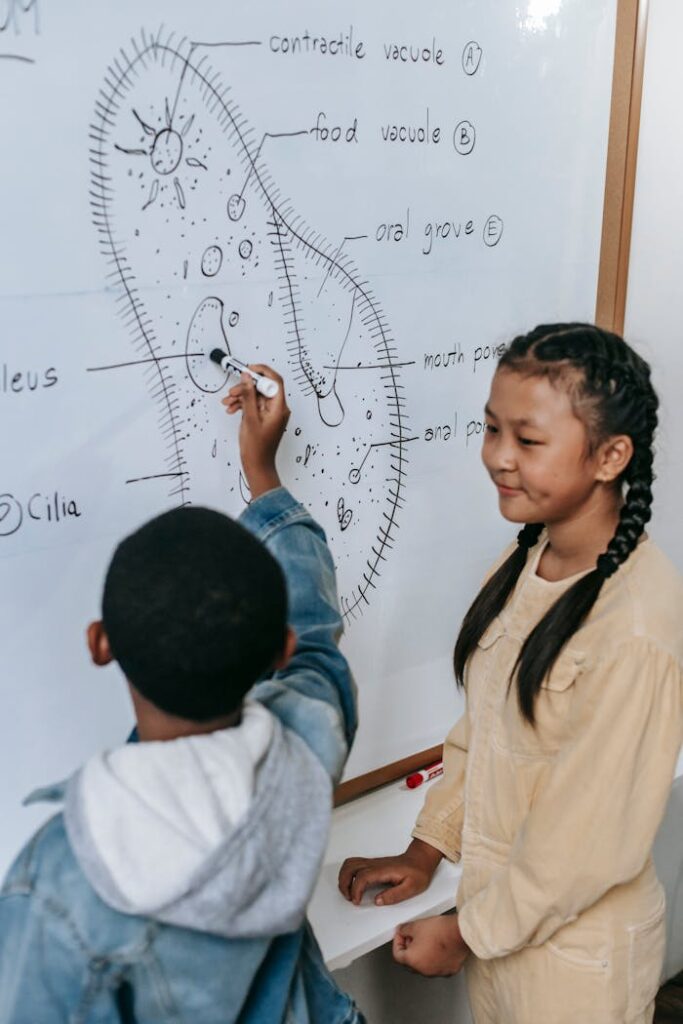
xmin=453 ymin=323 xmax=658 ymax=723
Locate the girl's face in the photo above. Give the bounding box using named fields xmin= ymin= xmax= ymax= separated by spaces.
xmin=482 ymin=367 xmax=609 ymax=525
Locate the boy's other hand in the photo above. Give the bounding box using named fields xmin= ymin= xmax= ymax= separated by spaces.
xmin=222 ymin=365 xmax=290 ymax=499
xmin=338 ymin=839 xmax=442 ymax=907
xmin=392 ymin=914 xmax=469 ymax=977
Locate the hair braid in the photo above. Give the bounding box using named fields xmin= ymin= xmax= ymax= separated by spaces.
xmin=595 ymin=362 xmax=658 ymax=578
xmin=453 ymin=521 xmax=542 ymax=686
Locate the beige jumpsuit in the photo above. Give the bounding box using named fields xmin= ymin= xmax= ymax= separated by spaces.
xmin=413 ymin=535 xmax=683 ymax=1024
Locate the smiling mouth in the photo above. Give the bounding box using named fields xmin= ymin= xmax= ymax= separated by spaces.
xmin=494 ymin=482 xmax=524 ymax=496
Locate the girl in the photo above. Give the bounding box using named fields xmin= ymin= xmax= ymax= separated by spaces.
xmin=339 ymin=324 xmax=683 ymax=1024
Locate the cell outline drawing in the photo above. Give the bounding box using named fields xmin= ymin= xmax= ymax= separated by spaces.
xmin=90 ymin=27 xmax=409 ymax=621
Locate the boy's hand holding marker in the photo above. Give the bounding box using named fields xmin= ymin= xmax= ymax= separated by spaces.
xmin=222 ymin=365 xmax=290 ymax=499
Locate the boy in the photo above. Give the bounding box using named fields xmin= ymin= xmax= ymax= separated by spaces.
xmin=0 ymin=368 xmax=364 ymax=1024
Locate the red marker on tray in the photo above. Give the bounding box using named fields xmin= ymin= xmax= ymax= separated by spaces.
xmin=406 ymin=759 xmax=444 ymax=789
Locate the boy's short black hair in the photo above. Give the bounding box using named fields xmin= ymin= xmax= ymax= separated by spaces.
xmin=102 ymin=506 xmax=287 ymax=721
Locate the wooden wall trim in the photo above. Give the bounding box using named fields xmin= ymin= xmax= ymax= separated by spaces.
xmin=596 ymin=0 xmax=650 ymax=333
xmin=334 ymin=744 xmax=443 ymax=806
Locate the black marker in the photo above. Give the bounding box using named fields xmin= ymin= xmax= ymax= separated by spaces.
xmin=209 ymin=348 xmax=279 ymax=398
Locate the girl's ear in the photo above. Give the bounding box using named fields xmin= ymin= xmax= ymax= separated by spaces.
xmin=87 ymin=620 xmax=113 ymax=667
xmin=595 ymin=434 xmax=634 ymax=483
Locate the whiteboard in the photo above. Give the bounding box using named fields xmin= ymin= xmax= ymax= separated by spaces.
xmin=0 ymin=0 xmax=618 ymax=872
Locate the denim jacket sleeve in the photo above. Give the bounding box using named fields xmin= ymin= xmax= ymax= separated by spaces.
xmin=239 ymin=487 xmax=356 ymax=782
xmin=0 ymin=822 xmax=86 ymax=1024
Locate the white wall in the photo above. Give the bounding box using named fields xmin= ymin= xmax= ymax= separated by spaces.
xmin=625 ymin=0 xmax=683 ymax=572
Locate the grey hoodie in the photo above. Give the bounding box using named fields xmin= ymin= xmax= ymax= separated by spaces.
xmin=63 ymin=701 xmax=333 ymax=938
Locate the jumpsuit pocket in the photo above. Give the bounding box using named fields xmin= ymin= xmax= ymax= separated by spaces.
xmin=493 ymin=649 xmax=582 ymax=760
xmin=545 ymin=913 xmax=612 ymax=973
xmin=466 ymin=616 xmax=507 ymax=719
xmin=626 ymin=894 xmax=666 ymax=1019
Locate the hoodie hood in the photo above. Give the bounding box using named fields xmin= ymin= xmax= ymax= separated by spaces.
xmin=61 ymin=702 xmax=333 ymax=939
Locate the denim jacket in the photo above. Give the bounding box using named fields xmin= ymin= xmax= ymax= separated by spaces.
xmin=0 ymin=488 xmax=363 ymax=1024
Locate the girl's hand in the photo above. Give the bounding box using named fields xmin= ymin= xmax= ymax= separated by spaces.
xmin=338 ymin=839 xmax=443 ymax=906
xmin=392 ymin=914 xmax=470 ymax=977
xmin=222 ymin=366 xmax=290 ymax=499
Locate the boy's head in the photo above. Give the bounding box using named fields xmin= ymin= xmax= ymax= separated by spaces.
xmin=91 ymin=506 xmax=288 ymax=722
